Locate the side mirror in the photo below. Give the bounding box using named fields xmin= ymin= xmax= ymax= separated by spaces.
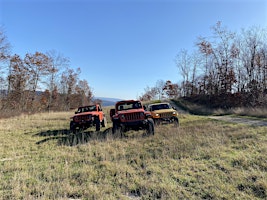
xmin=172 ymin=107 xmax=176 ymax=110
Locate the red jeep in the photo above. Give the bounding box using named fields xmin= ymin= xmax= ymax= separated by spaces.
xmin=110 ymin=100 xmax=154 ymax=136
xmin=70 ymin=104 xmax=107 ymax=132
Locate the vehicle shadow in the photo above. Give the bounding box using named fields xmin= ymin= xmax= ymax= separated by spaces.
xmin=34 ymin=128 xmax=112 ymax=146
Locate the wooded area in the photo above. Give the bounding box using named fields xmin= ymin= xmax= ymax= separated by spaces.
xmin=140 ymin=22 xmax=267 ymax=108
xmin=1 ymin=22 xmax=267 ymax=117
xmin=0 ymin=28 xmax=93 ymax=116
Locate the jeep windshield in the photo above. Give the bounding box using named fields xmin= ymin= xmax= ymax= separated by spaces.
xmin=117 ymin=101 xmax=142 ymax=111
xmin=150 ymin=103 xmax=171 ymax=111
xmin=77 ymin=105 xmax=97 ymax=113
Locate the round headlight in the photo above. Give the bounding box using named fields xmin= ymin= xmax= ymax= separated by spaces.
xmin=120 ymin=114 xmax=125 ymax=119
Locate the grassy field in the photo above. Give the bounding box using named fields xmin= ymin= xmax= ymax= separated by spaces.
xmin=1 ymin=110 xmax=267 ymax=199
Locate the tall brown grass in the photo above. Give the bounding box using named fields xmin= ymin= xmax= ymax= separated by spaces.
xmin=1 ymin=111 xmax=267 ymax=199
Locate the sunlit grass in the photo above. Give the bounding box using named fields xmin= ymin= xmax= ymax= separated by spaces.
xmin=1 ymin=111 xmax=267 ymax=199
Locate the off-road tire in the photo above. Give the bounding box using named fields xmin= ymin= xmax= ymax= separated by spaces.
xmin=94 ymin=116 xmax=101 ymax=131
xmin=112 ymin=122 xmax=122 ymax=138
xmin=146 ymin=118 xmax=155 ymax=135
xmin=70 ymin=121 xmax=76 ymax=132
xmin=101 ymin=116 xmax=107 ymax=127
xmin=173 ymin=117 xmax=179 ymax=127
xmin=154 ymin=119 xmax=161 ymax=126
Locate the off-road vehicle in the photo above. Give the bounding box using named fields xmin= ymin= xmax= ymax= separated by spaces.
xmin=70 ymin=104 xmax=107 ymax=132
xmin=148 ymin=102 xmax=179 ymax=126
xmin=110 ymin=100 xmax=154 ymax=136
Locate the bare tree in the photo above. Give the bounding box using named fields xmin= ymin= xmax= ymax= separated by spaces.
xmin=7 ymin=54 xmax=29 ymax=110
xmin=175 ymin=49 xmax=191 ymax=96
xmin=0 ymin=27 xmax=11 ymax=62
xmin=60 ymin=67 xmax=81 ymax=110
xmin=0 ymin=27 xmax=11 ymax=98
xmin=45 ymin=50 xmax=69 ymax=111
xmin=75 ymin=79 xmax=92 ymax=106
xmin=24 ymin=52 xmax=53 ymax=110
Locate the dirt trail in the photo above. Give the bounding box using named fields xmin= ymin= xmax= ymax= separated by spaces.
xmin=169 ymin=100 xmax=267 ymax=127
xmin=208 ymin=116 xmax=267 ymax=126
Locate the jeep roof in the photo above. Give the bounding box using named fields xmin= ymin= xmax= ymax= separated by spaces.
xmin=76 ymin=104 xmax=100 ymax=113
xmin=115 ymin=100 xmax=143 ymax=111
xmin=148 ymin=102 xmax=172 ymax=111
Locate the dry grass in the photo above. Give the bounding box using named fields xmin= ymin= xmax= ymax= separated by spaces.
xmin=231 ymin=107 xmax=267 ymax=118
xmin=173 ymin=99 xmax=267 ymax=118
xmin=1 ymin=111 xmax=267 ymax=199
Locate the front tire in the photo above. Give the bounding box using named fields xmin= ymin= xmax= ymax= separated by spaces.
xmin=146 ymin=118 xmax=155 ymax=135
xmin=101 ymin=117 xmax=107 ymax=127
xmin=112 ymin=122 xmax=122 ymax=138
xmin=173 ymin=117 xmax=179 ymax=127
xmin=70 ymin=121 xmax=76 ymax=133
xmin=94 ymin=116 xmax=101 ymax=131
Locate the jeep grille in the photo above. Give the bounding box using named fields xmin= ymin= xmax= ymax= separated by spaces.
xmin=74 ymin=115 xmax=92 ymax=122
xmin=124 ymin=112 xmax=144 ymax=121
xmin=159 ymin=112 xmax=173 ymax=118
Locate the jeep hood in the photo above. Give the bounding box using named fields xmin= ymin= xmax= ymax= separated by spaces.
xmin=152 ymin=109 xmax=176 ymax=114
xmin=117 ymin=109 xmax=144 ymax=114
xmin=73 ymin=111 xmax=98 ymax=117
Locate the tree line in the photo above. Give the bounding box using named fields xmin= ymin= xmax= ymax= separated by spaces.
xmin=0 ymin=28 xmax=93 ymax=116
xmin=140 ymin=22 xmax=267 ymax=108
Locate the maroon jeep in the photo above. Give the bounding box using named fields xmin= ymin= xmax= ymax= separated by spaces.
xmin=110 ymin=100 xmax=154 ymax=136
xmin=70 ymin=104 xmax=107 ymax=132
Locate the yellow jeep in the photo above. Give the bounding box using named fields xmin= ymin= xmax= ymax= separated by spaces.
xmin=148 ymin=102 xmax=179 ymax=126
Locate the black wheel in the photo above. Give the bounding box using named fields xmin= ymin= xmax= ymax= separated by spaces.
xmin=112 ymin=122 xmax=122 ymax=138
xmin=112 ymin=122 xmax=119 ymax=134
xmin=173 ymin=117 xmax=179 ymax=127
xmin=146 ymin=118 xmax=155 ymax=135
xmin=70 ymin=121 xmax=76 ymax=133
xmin=101 ymin=117 xmax=107 ymax=127
xmin=94 ymin=116 xmax=101 ymax=131
xmin=154 ymin=119 xmax=161 ymax=126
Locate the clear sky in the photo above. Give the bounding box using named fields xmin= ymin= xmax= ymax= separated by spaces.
xmin=1 ymin=0 xmax=267 ymax=99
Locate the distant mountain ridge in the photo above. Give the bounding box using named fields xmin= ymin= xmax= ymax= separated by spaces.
xmin=93 ymin=97 xmax=123 ymax=106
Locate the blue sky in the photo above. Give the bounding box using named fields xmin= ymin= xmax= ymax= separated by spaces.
xmin=1 ymin=0 xmax=267 ymax=99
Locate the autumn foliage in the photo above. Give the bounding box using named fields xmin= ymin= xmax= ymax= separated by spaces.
xmin=0 ymin=29 xmax=93 ymax=116
xmin=175 ymin=22 xmax=267 ymax=108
